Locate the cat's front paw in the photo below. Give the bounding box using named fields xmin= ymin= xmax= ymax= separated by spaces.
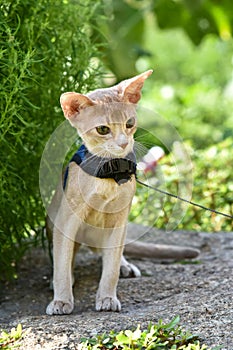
xmin=96 ymin=296 xmax=121 ymax=312
xmin=46 ymin=300 xmax=74 ymax=315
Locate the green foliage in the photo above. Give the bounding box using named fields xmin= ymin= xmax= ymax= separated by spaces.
xmin=130 ymin=139 xmax=233 ymax=232
xmin=0 ymin=324 xmax=24 ymax=349
xmin=98 ymin=0 xmax=146 ymax=79
xmin=78 ymin=316 xmax=218 ymax=350
xmin=138 ymin=28 xmax=233 ymax=150
xmin=178 ymin=139 xmax=233 ymax=232
xmin=0 ymin=0 xmax=103 ymax=279
xmin=153 ymin=0 xmax=233 ymax=45
xmin=126 ymin=22 xmax=233 ymax=232
xmin=101 ymin=0 xmax=233 ymax=79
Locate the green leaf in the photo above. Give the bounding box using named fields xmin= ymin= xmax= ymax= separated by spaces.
xmin=102 ymin=337 xmax=110 ymax=344
xmin=115 ymin=332 xmax=130 ymax=345
xmin=133 ymin=326 xmax=142 ymax=340
xmin=165 ymin=316 xmax=180 ymax=330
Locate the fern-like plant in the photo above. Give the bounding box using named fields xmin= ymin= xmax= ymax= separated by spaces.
xmin=0 ymin=0 xmax=104 ymax=279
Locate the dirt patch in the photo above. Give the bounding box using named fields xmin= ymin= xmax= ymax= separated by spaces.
xmin=1 ymin=225 xmax=233 ymax=349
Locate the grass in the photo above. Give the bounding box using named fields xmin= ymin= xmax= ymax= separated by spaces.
xmin=0 ymin=317 xmax=222 ymax=349
xmin=78 ymin=316 xmax=221 ymax=350
xmin=0 ymin=324 xmax=24 ymax=349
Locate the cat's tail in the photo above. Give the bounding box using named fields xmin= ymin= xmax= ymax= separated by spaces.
xmin=124 ymin=240 xmax=199 ymax=259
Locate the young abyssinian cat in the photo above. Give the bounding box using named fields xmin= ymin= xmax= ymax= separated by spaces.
xmin=46 ymin=70 xmax=199 ymax=315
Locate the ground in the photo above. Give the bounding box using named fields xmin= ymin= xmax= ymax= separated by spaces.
xmin=0 ymin=225 xmax=233 ymax=350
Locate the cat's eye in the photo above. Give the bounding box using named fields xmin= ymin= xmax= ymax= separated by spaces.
xmin=126 ymin=118 xmax=135 ymax=129
xmin=96 ymin=125 xmax=111 ymax=135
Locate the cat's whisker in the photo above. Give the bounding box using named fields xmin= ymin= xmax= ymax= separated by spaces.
xmin=86 ymin=152 xmax=106 ymax=166
xmin=134 ymin=135 xmax=156 ymax=144
xmin=134 ymin=139 xmax=152 ymax=147
xmin=134 ymin=138 xmax=154 ymax=147
xmin=134 ymin=141 xmax=149 ymax=160
xmin=84 ymin=150 xmax=114 ymax=170
xmin=134 ymin=134 xmax=150 ymax=140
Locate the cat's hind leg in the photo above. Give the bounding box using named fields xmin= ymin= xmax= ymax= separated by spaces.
xmin=120 ymin=255 xmax=141 ymax=278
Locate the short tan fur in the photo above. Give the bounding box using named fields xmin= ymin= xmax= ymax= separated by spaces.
xmin=46 ymin=70 xmax=198 ymax=315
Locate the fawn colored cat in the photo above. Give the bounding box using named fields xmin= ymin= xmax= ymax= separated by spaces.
xmin=46 ymin=70 xmax=198 ymax=315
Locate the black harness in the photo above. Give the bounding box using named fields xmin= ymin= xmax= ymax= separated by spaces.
xmin=62 ymin=145 xmax=233 ymax=220
xmin=63 ymin=144 xmax=137 ymax=188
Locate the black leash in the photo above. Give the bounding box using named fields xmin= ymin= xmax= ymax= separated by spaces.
xmin=136 ymin=178 xmax=233 ymax=220
xmin=64 ymin=145 xmax=232 ymax=220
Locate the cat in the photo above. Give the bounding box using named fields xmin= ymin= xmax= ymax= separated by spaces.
xmin=46 ymin=70 xmax=199 ymax=315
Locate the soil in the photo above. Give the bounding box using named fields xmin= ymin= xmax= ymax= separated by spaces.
xmin=0 ymin=224 xmax=233 ymax=350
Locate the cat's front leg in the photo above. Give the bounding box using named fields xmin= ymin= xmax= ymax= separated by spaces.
xmin=46 ymin=213 xmax=81 ymax=315
xmin=96 ymin=246 xmax=123 ymax=312
xmin=96 ymin=228 xmax=126 ymax=312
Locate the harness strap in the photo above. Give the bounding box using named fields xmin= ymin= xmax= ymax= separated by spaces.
xmin=63 ymin=144 xmax=137 ymax=189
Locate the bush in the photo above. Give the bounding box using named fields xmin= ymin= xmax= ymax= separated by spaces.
xmin=128 ymin=27 xmax=233 ymax=233
xmin=0 ymin=0 xmax=103 ymax=279
xmin=130 ymin=138 xmax=233 ymax=232
xmin=79 ymin=316 xmax=213 ymax=349
xmin=0 ymin=324 xmax=24 ymax=350
xmin=139 ymin=29 xmax=233 ymax=150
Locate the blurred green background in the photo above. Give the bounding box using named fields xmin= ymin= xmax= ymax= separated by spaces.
xmin=1 ymin=0 xmax=233 ymax=279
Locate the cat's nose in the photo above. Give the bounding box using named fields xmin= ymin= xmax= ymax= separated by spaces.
xmin=119 ymin=142 xmax=128 ymax=149
xmin=117 ymin=134 xmax=128 ymax=149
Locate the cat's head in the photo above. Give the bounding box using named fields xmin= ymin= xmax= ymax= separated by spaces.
xmin=60 ymin=70 xmax=153 ymax=158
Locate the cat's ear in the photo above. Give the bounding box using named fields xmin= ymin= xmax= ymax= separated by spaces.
xmin=60 ymin=92 xmax=95 ymax=119
xmin=119 ymin=70 xmax=153 ymax=104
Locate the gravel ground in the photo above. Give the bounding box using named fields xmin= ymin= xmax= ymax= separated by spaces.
xmin=0 ymin=225 xmax=233 ymax=349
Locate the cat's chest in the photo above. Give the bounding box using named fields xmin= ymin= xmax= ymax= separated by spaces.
xmin=67 ymin=163 xmax=136 ymax=211
xmin=80 ymin=174 xmax=135 ymax=212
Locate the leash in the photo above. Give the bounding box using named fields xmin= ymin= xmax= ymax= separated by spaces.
xmin=136 ymin=178 xmax=233 ymax=220
xmin=64 ymin=145 xmax=232 ymax=220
